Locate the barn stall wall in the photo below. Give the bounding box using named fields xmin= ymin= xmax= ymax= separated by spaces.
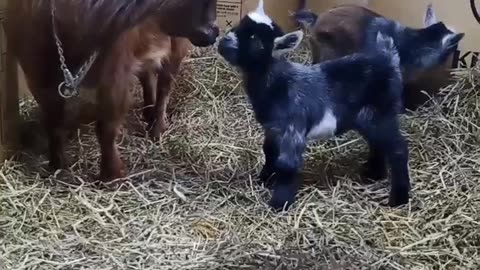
xmin=0 ymin=0 xmax=19 ymax=161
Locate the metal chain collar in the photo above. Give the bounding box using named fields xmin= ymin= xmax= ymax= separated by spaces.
xmin=51 ymin=0 xmax=99 ymax=98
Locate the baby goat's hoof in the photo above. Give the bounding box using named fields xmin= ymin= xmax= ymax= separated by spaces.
xmin=48 ymin=153 xmax=69 ymax=172
xmin=269 ymin=196 xmax=294 ymax=211
xmin=268 ymin=183 xmax=297 ymax=211
xmin=388 ymin=188 xmax=410 ymax=207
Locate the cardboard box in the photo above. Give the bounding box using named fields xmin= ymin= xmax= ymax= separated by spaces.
xmin=0 ymin=0 xmax=20 ymax=160
xmin=217 ymin=0 xmax=301 ymax=31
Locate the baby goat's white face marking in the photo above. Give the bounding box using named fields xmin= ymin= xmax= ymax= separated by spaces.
xmin=247 ymin=0 xmax=273 ymax=29
xmin=226 ymin=31 xmax=239 ymax=45
xmin=247 ymin=12 xmax=274 ymax=29
xmin=307 ymin=109 xmax=337 ymax=140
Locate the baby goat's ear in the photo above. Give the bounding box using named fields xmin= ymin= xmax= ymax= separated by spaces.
xmin=273 ymin=30 xmax=304 ymax=57
xmin=293 ymin=10 xmax=318 ymax=28
xmin=423 ymin=3 xmax=437 ymax=27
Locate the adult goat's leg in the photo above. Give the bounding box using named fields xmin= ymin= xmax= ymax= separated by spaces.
xmin=44 ymin=95 xmax=67 ymax=170
xmin=139 ymin=70 xmax=157 ymax=130
xmin=149 ymin=67 xmax=176 ymax=140
xmin=96 ymin=81 xmax=130 ymax=181
xmin=25 ymin=76 xmax=68 ymax=170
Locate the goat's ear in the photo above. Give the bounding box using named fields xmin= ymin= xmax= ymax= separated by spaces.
xmin=376 ymin=32 xmax=395 ymax=49
xmin=424 ymin=3 xmax=437 ymax=27
xmin=442 ymin=32 xmax=465 ymax=47
xmin=273 ymin=30 xmax=304 ymax=57
xmin=293 ymin=10 xmax=318 ymax=28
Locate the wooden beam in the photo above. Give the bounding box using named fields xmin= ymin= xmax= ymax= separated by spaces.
xmin=0 ymin=1 xmax=20 ymax=161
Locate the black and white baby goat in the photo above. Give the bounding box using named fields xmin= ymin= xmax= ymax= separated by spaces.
xmin=218 ymin=1 xmax=411 ymax=210
xmin=294 ymin=4 xmax=465 ymax=110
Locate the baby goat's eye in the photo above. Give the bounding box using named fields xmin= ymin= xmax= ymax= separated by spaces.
xmin=250 ymin=36 xmax=264 ymax=50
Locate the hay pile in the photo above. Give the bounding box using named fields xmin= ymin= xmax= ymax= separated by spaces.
xmin=1 ymin=43 xmax=479 ymax=270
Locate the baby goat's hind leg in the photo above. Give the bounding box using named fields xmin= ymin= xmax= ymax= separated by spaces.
xmin=362 ymin=141 xmax=387 ymax=182
xmin=385 ymin=131 xmax=411 ymax=207
xmin=358 ymin=115 xmax=411 ymax=207
xmin=139 ymin=70 xmax=157 ymax=130
xmin=266 ymin=128 xmax=306 ymax=210
xmin=139 ymin=67 xmax=174 ymax=141
xmin=259 ymin=136 xmax=279 ymax=188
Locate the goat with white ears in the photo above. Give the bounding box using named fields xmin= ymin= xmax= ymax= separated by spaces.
xmin=293 ymin=3 xmax=465 ymax=111
xmin=218 ymin=0 xmax=411 ymax=210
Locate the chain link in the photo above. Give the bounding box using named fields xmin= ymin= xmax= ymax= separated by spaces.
xmin=51 ymin=0 xmax=99 ymax=98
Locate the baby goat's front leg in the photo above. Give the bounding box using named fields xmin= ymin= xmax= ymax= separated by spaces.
xmin=265 ymin=126 xmax=306 ymax=210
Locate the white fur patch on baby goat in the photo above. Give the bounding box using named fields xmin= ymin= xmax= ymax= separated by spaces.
xmin=226 ymin=31 xmax=239 ymax=44
xmin=247 ymin=12 xmax=274 ymax=29
xmin=441 ymin=24 xmax=458 ymax=46
xmin=307 ymin=109 xmax=337 ymax=140
xmin=441 ymin=33 xmax=456 ymax=46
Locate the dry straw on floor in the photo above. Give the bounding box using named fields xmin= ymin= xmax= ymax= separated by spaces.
xmin=1 ymin=42 xmax=479 ymax=270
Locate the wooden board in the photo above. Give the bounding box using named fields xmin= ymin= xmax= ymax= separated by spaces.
xmin=0 ymin=0 xmax=20 ymax=161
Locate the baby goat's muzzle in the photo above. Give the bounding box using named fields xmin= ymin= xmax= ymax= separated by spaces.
xmin=218 ymin=32 xmax=239 ymax=65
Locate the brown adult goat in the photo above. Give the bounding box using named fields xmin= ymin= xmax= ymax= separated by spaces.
xmin=294 ymin=4 xmax=464 ymax=111
xmin=5 ymin=0 xmax=218 ymax=181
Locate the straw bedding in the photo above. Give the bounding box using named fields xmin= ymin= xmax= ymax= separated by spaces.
xmin=0 ymin=42 xmax=479 ymax=270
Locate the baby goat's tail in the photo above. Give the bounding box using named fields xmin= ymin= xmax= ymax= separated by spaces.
xmin=363 ymin=32 xmax=404 ymax=114
xmin=374 ymin=31 xmax=401 ymax=70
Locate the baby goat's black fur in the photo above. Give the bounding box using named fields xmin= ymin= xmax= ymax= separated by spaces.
xmin=218 ymin=7 xmax=411 ymax=210
xmin=294 ymin=4 xmax=465 ymax=111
